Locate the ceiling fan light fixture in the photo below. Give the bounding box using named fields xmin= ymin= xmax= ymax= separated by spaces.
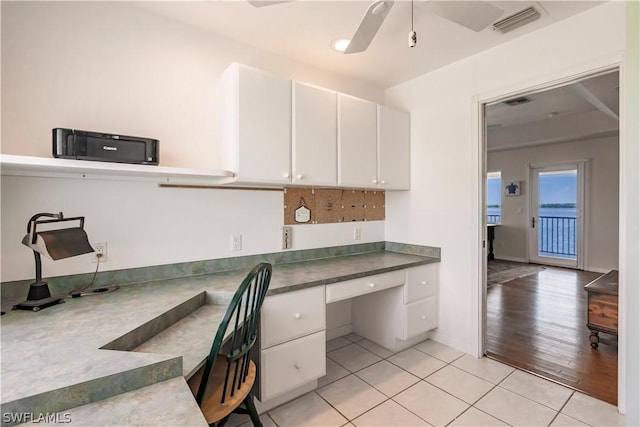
xmin=331 ymin=38 xmax=351 ymax=53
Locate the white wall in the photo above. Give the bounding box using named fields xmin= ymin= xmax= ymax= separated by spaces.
xmin=0 ymin=2 xmax=385 ymax=283
xmin=0 ymin=1 xmax=384 ymax=168
xmin=488 ymin=136 xmax=619 ymax=272
xmin=0 ymin=176 xmax=384 ymax=282
xmin=621 ymin=2 xmax=640 ymax=423
xmin=384 ymin=1 xmax=626 ymax=358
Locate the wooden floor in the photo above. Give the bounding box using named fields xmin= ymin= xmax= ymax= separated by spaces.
xmin=486 ymin=266 xmax=618 ymax=405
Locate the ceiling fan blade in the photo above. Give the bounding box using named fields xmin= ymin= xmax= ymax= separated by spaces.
xmin=427 ymin=1 xmax=503 ymax=32
xmin=247 ymin=0 xmax=292 ymax=7
xmin=344 ymin=0 xmax=394 ymax=54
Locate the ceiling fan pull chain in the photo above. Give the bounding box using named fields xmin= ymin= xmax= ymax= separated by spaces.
xmin=408 ymin=0 xmax=417 ymax=48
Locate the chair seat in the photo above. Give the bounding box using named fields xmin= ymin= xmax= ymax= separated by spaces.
xmin=188 ymin=355 xmax=257 ymax=424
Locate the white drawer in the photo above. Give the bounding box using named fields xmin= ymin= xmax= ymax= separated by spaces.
xmin=403 ymin=296 xmax=437 ymax=339
xmin=260 ymin=330 xmax=326 ymax=401
xmin=261 ymin=286 xmax=325 ymax=349
xmin=326 ymin=270 xmax=405 ymax=303
xmin=404 ymin=264 xmax=438 ymax=304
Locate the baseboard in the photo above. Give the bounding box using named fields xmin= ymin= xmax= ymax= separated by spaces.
xmin=584 ymin=266 xmax=614 ymax=274
xmin=430 ymin=330 xmax=474 ymax=356
xmin=494 ymin=256 xmax=529 ymax=263
xmin=326 ymin=324 xmax=352 ymax=341
xmin=395 ymin=332 xmax=431 ymax=352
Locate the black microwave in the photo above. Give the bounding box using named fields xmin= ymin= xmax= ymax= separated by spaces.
xmin=53 ymin=128 xmax=159 ymax=165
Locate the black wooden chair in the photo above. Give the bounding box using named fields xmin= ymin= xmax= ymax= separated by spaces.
xmin=188 ymin=263 xmax=272 ymax=427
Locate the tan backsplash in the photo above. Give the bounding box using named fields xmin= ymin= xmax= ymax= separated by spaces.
xmin=284 ymin=188 xmax=385 ymax=225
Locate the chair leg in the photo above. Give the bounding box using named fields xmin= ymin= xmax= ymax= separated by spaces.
xmin=243 ymin=394 xmax=262 ymax=427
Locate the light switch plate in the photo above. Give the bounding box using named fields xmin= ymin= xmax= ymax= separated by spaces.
xmin=282 ymin=226 xmax=292 ymax=249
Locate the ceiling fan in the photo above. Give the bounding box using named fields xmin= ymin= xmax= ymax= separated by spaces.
xmin=248 ymin=0 xmax=504 ymax=54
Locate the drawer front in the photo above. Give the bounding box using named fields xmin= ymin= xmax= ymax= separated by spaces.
xmin=261 ymin=286 xmax=325 ymax=349
xmin=403 ymin=296 xmax=437 ymax=339
xmin=326 ymin=270 xmax=405 ymax=303
xmin=260 ymin=330 xmax=326 ymax=401
xmin=404 ymin=264 xmax=438 ymax=304
xmin=588 ymin=293 xmax=618 ymax=332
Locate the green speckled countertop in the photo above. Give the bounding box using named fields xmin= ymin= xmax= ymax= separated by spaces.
xmin=0 ymin=249 xmax=438 ymax=426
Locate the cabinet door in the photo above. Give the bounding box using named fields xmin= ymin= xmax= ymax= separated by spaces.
xmin=236 ymin=65 xmax=291 ymax=184
xmin=378 ymin=105 xmax=410 ymax=190
xmin=292 ymin=82 xmax=337 ymax=186
xmin=404 ymin=264 xmax=438 ymax=304
xmin=338 ymin=94 xmax=377 ymax=188
xmin=403 ymin=296 xmax=437 ymax=339
xmin=260 ymin=331 xmax=326 ymax=401
xmin=260 ymin=286 xmax=325 ymax=349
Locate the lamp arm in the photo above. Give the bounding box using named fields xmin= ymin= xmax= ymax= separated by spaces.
xmin=26 ymin=212 xmax=63 ymax=233
xmin=33 ymin=251 xmax=43 ymax=283
xmin=26 ymin=212 xmax=63 ymax=243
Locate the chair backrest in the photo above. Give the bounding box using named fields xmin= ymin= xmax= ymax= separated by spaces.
xmin=195 ymin=262 xmax=272 ymax=405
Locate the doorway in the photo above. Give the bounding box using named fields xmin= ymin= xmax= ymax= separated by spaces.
xmin=481 ymin=69 xmax=620 ymax=404
xmin=529 ymin=162 xmax=585 ymax=269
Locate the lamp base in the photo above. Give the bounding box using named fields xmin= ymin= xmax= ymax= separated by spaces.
xmin=13 ymin=280 xmax=64 ymax=312
xmin=13 ymin=296 xmax=64 ymax=312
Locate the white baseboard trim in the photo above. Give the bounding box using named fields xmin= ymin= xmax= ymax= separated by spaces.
xmin=326 ymin=324 xmax=352 ymax=341
xmin=494 ymin=255 xmax=529 ymax=263
xmin=430 ymin=331 xmax=473 ymax=356
xmin=395 ymin=332 xmax=430 ymax=352
xmin=584 ymin=266 xmax=615 ymax=274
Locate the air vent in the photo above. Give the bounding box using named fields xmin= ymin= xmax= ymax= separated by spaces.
xmin=492 ymin=6 xmax=541 ymax=33
xmin=504 ymin=96 xmax=532 ymax=106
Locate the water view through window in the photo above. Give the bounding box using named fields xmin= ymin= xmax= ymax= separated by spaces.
xmin=537 ymin=170 xmax=577 ymax=259
xmin=487 ymin=172 xmax=501 ymax=224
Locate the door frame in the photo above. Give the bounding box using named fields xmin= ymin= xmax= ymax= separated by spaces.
xmin=474 ymin=57 xmax=624 ymax=411
xmin=527 ymin=160 xmax=586 ymax=270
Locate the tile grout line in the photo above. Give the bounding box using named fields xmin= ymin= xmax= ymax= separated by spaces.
xmin=312 ymin=384 xmax=374 ymax=425
xmin=306 ymin=337 xmax=580 ymax=427
xmin=323 ymin=338 xmax=463 ymax=426
xmin=546 ymin=390 xmax=582 ymax=427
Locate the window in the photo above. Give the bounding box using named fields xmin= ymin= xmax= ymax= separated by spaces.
xmin=487 ymin=171 xmax=501 ymax=224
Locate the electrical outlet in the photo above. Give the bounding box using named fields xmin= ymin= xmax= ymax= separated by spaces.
xmin=93 ymin=242 xmax=107 ymax=263
xmin=232 ymin=234 xmax=242 ymax=251
xmin=354 ymin=227 xmax=362 ymax=241
xmin=282 ymin=226 xmax=292 ymax=249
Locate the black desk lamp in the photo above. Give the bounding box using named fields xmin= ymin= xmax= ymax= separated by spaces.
xmin=14 ymin=212 xmax=95 ymax=312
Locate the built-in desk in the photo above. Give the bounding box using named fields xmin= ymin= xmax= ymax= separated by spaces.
xmin=0 ymin=250 xmax=438 ymax=426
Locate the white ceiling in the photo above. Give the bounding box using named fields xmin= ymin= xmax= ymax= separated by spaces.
xmin=131 ymin=1 xmax=616 ymax=148
xmin=134 ymin=0 xmax=604 ymax=89
xmin=486 ymin=71 xmax=620 ymax=150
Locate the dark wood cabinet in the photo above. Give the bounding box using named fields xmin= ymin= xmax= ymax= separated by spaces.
xmin=585 ymin=270 xmax=618 ymax=348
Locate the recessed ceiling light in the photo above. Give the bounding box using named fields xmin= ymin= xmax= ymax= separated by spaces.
xmin=331 ymin=39 xmax=351 ymax=53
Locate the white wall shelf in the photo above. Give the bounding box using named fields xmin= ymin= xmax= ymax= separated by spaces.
xmin=0 ymin=154 xmax=236 ymax=185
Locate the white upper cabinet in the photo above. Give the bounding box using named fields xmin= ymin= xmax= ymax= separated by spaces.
xmin=377 ymin=105 xmax=410 ymax=190
xmin=338 ymin=94 xmax=377 ymax=188
xmin=219 ymin=63 xmax=410 ymax=189
xmin=219 ymin=63 xmax=291 ymax=185
xmin=292 ymin=82 xmax=337 ymax=186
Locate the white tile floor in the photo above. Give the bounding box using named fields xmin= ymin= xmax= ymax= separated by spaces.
xmin=229 ymin=336 xmax=625 ymax=427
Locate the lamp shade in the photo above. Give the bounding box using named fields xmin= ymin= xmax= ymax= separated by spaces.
xmin=22 ymin=227 xmax=94 ymax=260
xmin=15 ymin=212 xmax=95 ymax=312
